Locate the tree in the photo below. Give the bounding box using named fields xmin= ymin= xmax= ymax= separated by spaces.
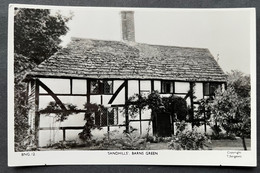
xmin=14 ymin=8 xmax=72 ymax=64
xmin=14 ymin=8 xmax=72 ymax=151
xmin=206 ymin=71 xmax=250 ymax=150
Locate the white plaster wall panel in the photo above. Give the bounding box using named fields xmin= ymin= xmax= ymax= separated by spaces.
xmin=39 ymin=78 xmax=70 ymax=94
xmin=222 ymin=83 xmax=225 ymax=91
xmin=28 ymin=110 xmax=35 ymax=130
xmin=28 ymin=81 xmax=31 ymax=95
xmin=58 ymin=96 xmax=87 ymax=109
xmin=91 ymin=126 xmax=126 ymax=140
xmin=174 ymin=94 xmax=185 ymax=98
xmin=107 ymin=126 xmax=125 ymax=138
xmin=128 ymin=80 xmax=139 ymax=98
xmin=39 ymin=96 xmax=86 ymax=110
xmin=64 ymin=129 xmax=84 ymax=143
xmin=38 ymin=129 xmax=63 ymax=147
xmin=140 ymin=80 xmax=151 ymax=92
xmin=174 ymin=94 xmax=190 ymax=106
xmin=204 ymin=96 xmax=210 ymax=100
xmin=39 ymin=113 xmax=58 ymax=128
xmin=154 ymin=80 xmax=161 ymax=92
xmin=91 ymin=128 xmax=107 ymax=139
xmin=140 ymin=80 xmax=151 ymax=98
xmin=186 ymin=97 xmax=191 ymax=106
xmin=185 ymin=123 xmax=192 ymax=131
xmin=118 ymin=107 xmax=126 ymax=124
xmin=141 ymin=121 xmax=153 ymax=136
xmin=193 ymin=104 xmax=200 ymax=112
xmin=59 ymin=113 xmax=85 ymax=126
xmin=102 ymin=95 xmax=113 ymax=106
xmin=90 ymin=95 xmax=101 ymax=104
xmin=112 ymin=80 xmax=125 ymax=105
xmin=172 ymin=122 xmax=194 ymax=135
xmin=39 ymin=95 xmax=55 ymax=109
xmin=129 ymin=121 xmax=141 ymax=135
xmin=40 ymin=113 xmax=86 ymax=128
xmin=175 ymin=82 xmax=190 ymax=93
xmin=141 ymin=108 xmax=151 ymax=119
xmin=72 ymin=79 xmax=87 ymax=94
xmin=160 ymin=94 xmax=172 ymax=98
xmin=194 ymin=83 xmax=203 ymax=100
xmin=196 ymin=125 xmax=213 ymax=135
xmin=173 ymin=122 xmax=177 ymax=135
xmin=129 ymin=106 xmax=139 ymax=120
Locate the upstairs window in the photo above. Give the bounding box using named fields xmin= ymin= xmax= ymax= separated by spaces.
xmin=161 ymin=81 xmax=174 ymax=94
xmin=90 ymin=80 xmax=113 ymax=94
xmin=203 ymin=82 xmax=221 ymax=96
xmin=103 ymin=80 xmax=113 ymax=94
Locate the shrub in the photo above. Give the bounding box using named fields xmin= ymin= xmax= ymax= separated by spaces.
xmin=168 ymin=121 xmax=210 ymax=150
xmin=46 ymin=140 xmax=77 ymax=149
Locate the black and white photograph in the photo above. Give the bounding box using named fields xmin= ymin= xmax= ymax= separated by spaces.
xmin=8 ymin=4 xmax=256 ymax=166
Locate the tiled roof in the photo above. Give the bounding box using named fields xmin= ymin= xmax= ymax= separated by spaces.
xmin=26 ymin=38 xmax=227 ymax=82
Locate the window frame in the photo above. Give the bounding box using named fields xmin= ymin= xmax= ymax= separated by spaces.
xmin=90 ymin=80 xmax=113 ymax=95
xmin=94 ymin=107 xmax=118 ymax=127
xmin=203 ymin=82 xmax=221 ymax=96
xmin=161 ymin=80 xmax=174 ymax=94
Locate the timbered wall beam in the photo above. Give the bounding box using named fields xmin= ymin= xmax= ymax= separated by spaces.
xmin=37 ymin=79 xmax=67 ymax=111
xmin=108 ymin=81 xmax=126 ymax=104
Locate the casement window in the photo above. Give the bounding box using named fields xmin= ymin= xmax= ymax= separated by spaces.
xmin=203 ymin=82 xmax=221 ymax=96
xmin=90 ymin=80 xmax=113 ymax=94
xmin=94 ymin=107 xmax=118 ymax=126
xmin=161 ymin=81 xmax=174 ymax=94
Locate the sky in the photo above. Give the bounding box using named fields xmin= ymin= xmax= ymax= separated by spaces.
xmin=53 ymin=8 xmax=253 ymax=74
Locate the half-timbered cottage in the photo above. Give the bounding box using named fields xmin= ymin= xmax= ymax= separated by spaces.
xmin=24 ymin=11 xmax=227 ymax=147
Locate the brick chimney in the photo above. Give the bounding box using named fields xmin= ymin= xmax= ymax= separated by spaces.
xmin=121 ymin=11 xmax=135 ymax=42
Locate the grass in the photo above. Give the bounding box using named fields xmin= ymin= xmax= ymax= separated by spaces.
xmin=39 ymin=138 xmax=251 ymax=151
xmin=209 ymin=138 xmax=251 ymax=150
xmin=147 ymin=138 xmax=251 ymax=150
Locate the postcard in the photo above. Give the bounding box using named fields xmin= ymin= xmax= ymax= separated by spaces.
xmin=8 ymin=4 xmax=256 ymax=166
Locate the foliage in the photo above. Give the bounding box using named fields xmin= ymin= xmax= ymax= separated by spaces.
xmin=126 ymin=91 xmax=188 ymax=121
xmin=46 ymin=140 xmax=79 ymax=150
xmin=162 ymin=96 xmax=188 ymax=121
xmin=210 ymin=124 xmax=222 ymax=138
xmin=13 ymin=9 xmax=71 ymax=150
xmin=97 ymin=127 xmax=148 ymax=150
xmin=210 ymin=88 xmax=251 ymax=138
xmin=14 ymin=8 xmax=72 ymax=64
xmin=41 ymin=101 xmax=78 ymax=121
xmin=78 ymin=103 xmax=103 ymax=141
xmin=227 ymin=70 xmax=250 ymax=98
xmin=120 ymin=127 xmax=147 ymax=150
xmin=203 ymin=71 xmax=250 ymax=150
xmin=168 ymin=121 xmax=210 ymax=150
xmin=210 ymin=132 xmax=236 ymax=140
xmin=14 ymin=54 xmax=37 ymax=151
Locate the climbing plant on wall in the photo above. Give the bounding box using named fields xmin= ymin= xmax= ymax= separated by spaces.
xmin=78 ymin=103 xmax=103 ymax=141
xmin=126 ymin=90 xmax=188 ymax=137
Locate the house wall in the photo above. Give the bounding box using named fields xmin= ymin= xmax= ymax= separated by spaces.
xmin=31 ymin=77 xmax=221 ymax=146
xmin=27 ymin=81 xmax=36 ymax=133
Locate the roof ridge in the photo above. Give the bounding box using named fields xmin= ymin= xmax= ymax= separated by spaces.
xmin=70 ymin=37 xmax=208 ymax=50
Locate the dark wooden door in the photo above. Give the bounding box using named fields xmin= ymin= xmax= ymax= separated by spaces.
xmin=156 ymin=113 xmax=172 ymax=137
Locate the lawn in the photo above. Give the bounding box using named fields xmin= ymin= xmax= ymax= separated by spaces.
xmin=148 ymin=138 xmax=251 ymax=150
xmin=39 ymin=138 xmax=251 ymax=151
xmin=209 ymin=138 xmax=251 ymax=150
